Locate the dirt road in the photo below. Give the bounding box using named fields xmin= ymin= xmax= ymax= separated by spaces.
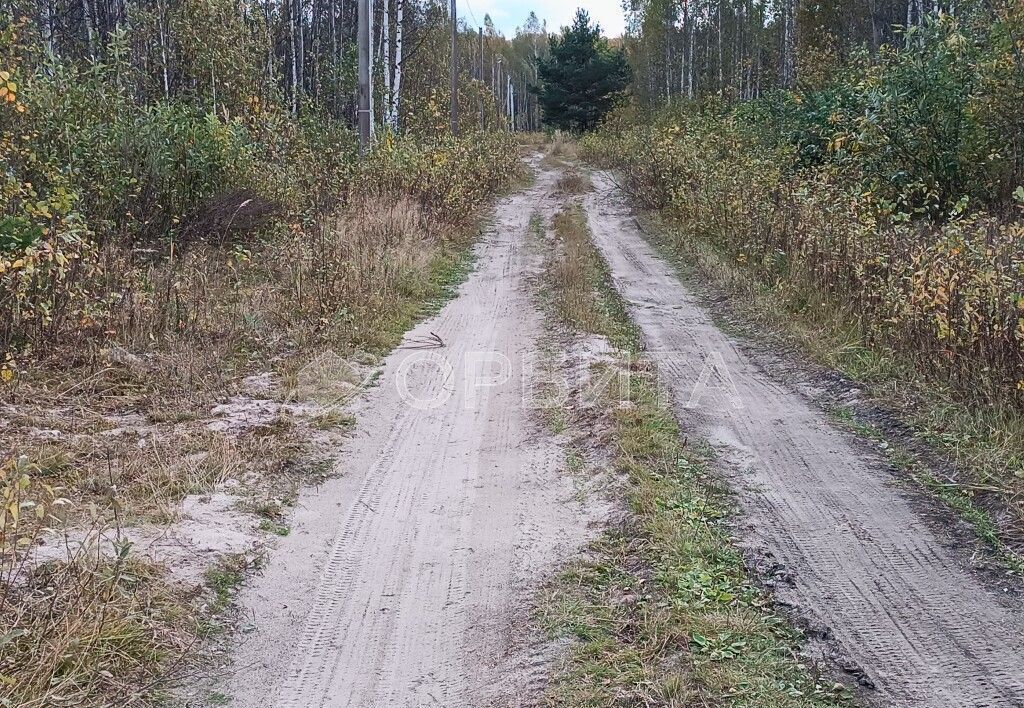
xmin=218 ymin=164 xmax=594 ymax=707
xmin=584 ymin=171 xmax=1024 ymax=707
xmin=215 ymin=161 xmax=1024 ymax=708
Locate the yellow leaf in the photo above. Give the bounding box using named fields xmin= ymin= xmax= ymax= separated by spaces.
xmin=0 ymin=369 xmax=12 ymax=384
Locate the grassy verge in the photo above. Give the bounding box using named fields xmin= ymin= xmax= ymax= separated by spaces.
xmin=635 ymin=211 xmax=1024 ymax=573
xmin=0 ymin=553 xmax=192 ymax=708
xmin=539 ymin=203 xmax=851 ymax=706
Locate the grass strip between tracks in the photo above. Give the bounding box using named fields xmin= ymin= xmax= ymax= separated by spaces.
xmin=538 ymin=201 xmax=854 ymax=707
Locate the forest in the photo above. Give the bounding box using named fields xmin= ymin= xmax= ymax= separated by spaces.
xmin=3 ymin=0 xmax=1024 ymax=706
xmin=0 ymin=0 xmax=557 ymax=365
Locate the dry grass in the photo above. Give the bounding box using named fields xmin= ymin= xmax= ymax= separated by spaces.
xmin=555 ymin=170 xmax=592 ymax=195
xmin=1 ymin=384 xmax=305 ymax=526
xmin=0 ymin=189 xmax=471 ymax=536
xmin=541 ymin=132 xmax=580 ymax=170
xmin=548 ymin=205 xmax=632 ymax=348
xmin=0 ymin=552 xmax=193 ymax=708
xmin=0 ymin=195 xmax=469 ymax=519
xmin=547 ymin=132 xmax=579 ymax=159
xmin=278 ymin=197 xmax=440 ymax=349
xmin=550 ymin=207 xmax=600 ymax=330
xmin=517 ymin=132 xmax=550 ymax=152
xmin=0 ymin=190 xmax=487 ymax=706
xmin=0 ymin=459 xmax=194 ymax=707
xmin=1 ymin=195 xmax=451 ymax=515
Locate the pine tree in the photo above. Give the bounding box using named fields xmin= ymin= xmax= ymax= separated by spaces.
xmin=535 ymin=9 xmax=631 ymax=132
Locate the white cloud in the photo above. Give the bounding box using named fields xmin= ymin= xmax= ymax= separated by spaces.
xmin=460 ymin=1 xmax=626 ymax=38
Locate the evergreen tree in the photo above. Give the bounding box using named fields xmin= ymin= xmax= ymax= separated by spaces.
xmin=536 ymin=9 xmax=632 ymax=132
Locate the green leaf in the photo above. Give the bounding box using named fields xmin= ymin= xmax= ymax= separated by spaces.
xmin=0 ymin=216 xmax=44 ymax=253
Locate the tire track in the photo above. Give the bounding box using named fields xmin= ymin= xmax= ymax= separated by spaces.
xmin=217 ymin=162 xmax=592 ymax=707
xmin=584 ymin=171 xmax=1024 ymax=707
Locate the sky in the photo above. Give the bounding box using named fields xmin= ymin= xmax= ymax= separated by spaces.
xmin=459 ymin=0 xmax=627 ymax=38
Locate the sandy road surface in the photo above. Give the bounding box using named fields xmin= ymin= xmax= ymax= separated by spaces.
xmin=584 ymin=171 xmax=1024 ymax=707
xmin=217 ymin=163 xmax=593 ymax=708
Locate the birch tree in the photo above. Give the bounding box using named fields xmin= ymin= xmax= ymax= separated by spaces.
xmin=781 ymin=0 xmax=796 ymax=89
xmin=388 ymin=0 xmax=403 ymax=130
xmin=378 ymin=0 xmax=388 ymax=129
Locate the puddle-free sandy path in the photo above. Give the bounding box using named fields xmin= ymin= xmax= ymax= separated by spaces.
xmin=219 ymin=163 xmax=591 ymax=708
xmin=585 ymin=170 xmax=1024 ymax=707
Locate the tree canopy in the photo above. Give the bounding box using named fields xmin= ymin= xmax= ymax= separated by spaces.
xmin=535 ymin=9 xmax=631 ymax=132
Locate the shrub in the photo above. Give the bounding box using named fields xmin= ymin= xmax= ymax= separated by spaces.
xmin=360 ymin=131 xmax=521 ymax=223
xmin=0 ymin=16 xmax=520 ymax=361
xmin=738 ymin=15 xmax=1024 ymax=218
xmin=584 ymin=9 xmax=1024 ymax=402
xmin=583 ymin=108 xmax=1024 ymax=404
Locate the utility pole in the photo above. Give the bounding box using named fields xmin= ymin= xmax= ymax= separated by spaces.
xmin=450 ymin=0 xmax=458 ymax=135
xmin=478 ymin=27 xmax=485 ymax=131
xmin=496 ymin=57 xmax=502 ymax=126
xmin=507 ymin=75 xmax=514 ymax=131
xmin=478 ymin=27 xmax=484 ymax=80
xmin=358 ymin=0 xmax=371 ymax=153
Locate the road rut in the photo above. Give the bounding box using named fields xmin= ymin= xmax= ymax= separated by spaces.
xmin=584 ymin=171 xmax=1024 ymax=707
xmin=219 ymin=164 xmax=591 ymax=708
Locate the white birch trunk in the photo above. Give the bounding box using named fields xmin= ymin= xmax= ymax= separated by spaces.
xmin=687 ymin=7 xmax=695 ymax=99
xmin=383 ymin=0 xmax=391 ymax=126
xmin=40 ymin=0 xmax=54 ymax=55
xmin=717 ymin=0 xmax=723 ymax=92
xmin=298 ymin=0 xmax=305 ymax=100
xmin=782 ymin=0 xmax=796 ymax=89
xmin=158 ymin=0 xmax=170 ymax=96
xmin=388 ymin=0 xmax=403 ymax=130
xmin=81 ymin=0 xmax=96 ymax=58
xmin=290 ymin=0 xmax=299 ymax=114
xmin=507 ymin=76 xmax=514 ymax=130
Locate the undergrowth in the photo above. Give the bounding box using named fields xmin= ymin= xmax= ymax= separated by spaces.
xmin=0 ymin=468 xmax=192 ymax=707
xmin=636 ymin=212 xmax=1024 ymax=570
xmin=581 ymin=15 xmax=1024 ymax=554
xmin=0 ymin=555 xmax=191 ymax=708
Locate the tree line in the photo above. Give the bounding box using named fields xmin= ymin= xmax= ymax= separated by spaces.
xmin=0 ymin=0 xmax=554 ymax=133
xmin=625 ymin=0 xmax=969 ymax=104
